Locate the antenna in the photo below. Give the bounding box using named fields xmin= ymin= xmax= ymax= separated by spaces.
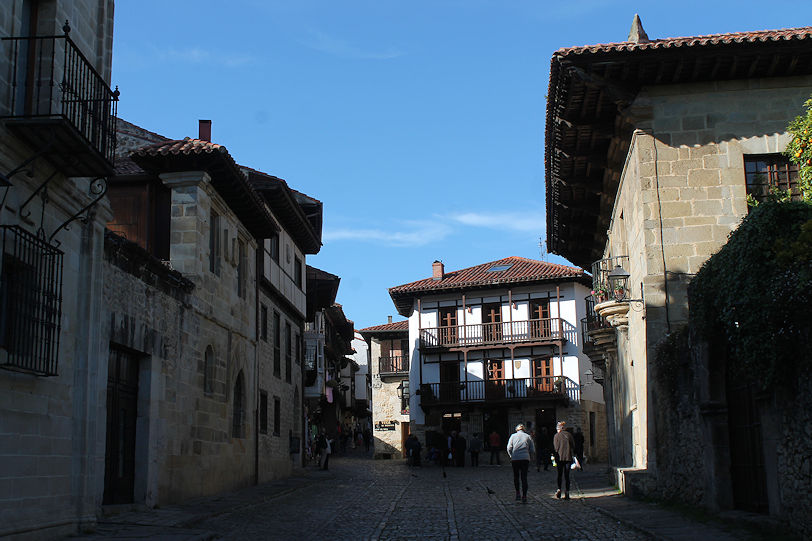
xmin=538 ymin=237 xmax=547 ymax=261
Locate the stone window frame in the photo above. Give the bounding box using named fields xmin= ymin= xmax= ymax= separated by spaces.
xmin=236 ymin=237 xmax=247 ymax=298
xmin=209 ymin=208 xmax=221 ymax=276
xmin=285 ymin=322 xmax=292 ymax=383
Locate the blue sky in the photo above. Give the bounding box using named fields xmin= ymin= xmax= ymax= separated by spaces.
xmin=112 ymin=1 xmax=812 ymax=329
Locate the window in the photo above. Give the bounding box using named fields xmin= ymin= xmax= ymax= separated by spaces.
xmin=400 ymin=380 xmax=410 ymax=414
xmin=0 ymin=226 xmax=63 ymax=376
xmin=530 ymin=299 xmax=551 ymax=338
xmin=294 ymin=256 xmax=302 ymax=289
xmin=203 ymin=345 xmax=215 ymax=393
xmin=273 ymin=312 xmax=281 ymax=378
xmin=106 ymin=181 xmax=170 ymax=260
xmin=259 ymin=390 xmax=268 ymax=434
xmin=285 ymin=323 xmax=292 ymax=383
xmin=438 ymin=306 xmax=457 ymax=345
xmin=209 ymin=209 xmax=221 ymax=275
xmin=270 ymin=232 xmax=280 ymax=263
xmin=260 ymin=305 xmax=268 ymax=341
xmin=745 ymin=154 xmax=801 ymax=203
xmin=232 ymin=371 xmax=245 ymax=438
xmin=237 ymin=239 xmax=246 ymax=298
xmin=487 ymin=264 xmax=512 ymax=273
xmin=273 ymin=397 xmax=281 ymax=436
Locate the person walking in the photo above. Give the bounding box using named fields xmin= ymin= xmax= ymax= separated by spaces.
xmin=405 ymin=433 xmax=422 ymax=467
xmin=363 ymin=428 xmax=372 ymax=452
xmin=506 ymin=424 xmax=535 ymax=503
xmin=469 ymin=433 xmax=482 ymax=467
xmin=553 ymin=421 xmax=575 ymax=499
xmin=454 ymin=431 xmax=467 ymax=467
xmin=488 ymin=430 xmax=502 ymax=465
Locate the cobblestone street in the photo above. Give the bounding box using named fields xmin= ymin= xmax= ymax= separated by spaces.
xmin=77 ymin=450 xmax=755 ymax=541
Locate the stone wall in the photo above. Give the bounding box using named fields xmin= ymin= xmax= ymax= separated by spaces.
xmin=368 ymin=336 xmax=409 ymax=458
xmin=604 ymin=76 xmax=812 ymax=480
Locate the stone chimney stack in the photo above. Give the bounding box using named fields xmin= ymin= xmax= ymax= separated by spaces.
xmin=199 ymin=119 xmax=212 ymax=142
xmin=432 ymin=260 xmax=444 ymax=281
xmin=387 ymin=315 xmax=393 ymax=324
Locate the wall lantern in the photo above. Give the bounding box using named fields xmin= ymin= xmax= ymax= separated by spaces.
xmin=397 ymin=380 xmax=410 ymax=399
xmin=607 ymin=265 xmax=630 ymax=302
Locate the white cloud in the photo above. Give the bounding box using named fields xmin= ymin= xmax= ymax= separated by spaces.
xmin=449 ymin=211 xmax=545 ymax=233
xmin=324 ymin=220 xmax=451 ymax=247
xmin=159 ymin=47 xmax=254 ymax=67
xmin=300 ymin=29 xmax=403 ymax=60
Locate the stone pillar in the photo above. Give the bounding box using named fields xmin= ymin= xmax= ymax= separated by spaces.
xmin=159 ymin=171 xmax=212 ymax=276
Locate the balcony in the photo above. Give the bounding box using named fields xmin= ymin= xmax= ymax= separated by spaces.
xmin=417 ymin=376 xmax=579 ymax=407
xmin=379 ymin=355 xmax=409 ymax=376
xmin=591 ymin=255 xmax=631 ymax=327
xmin=419 ymin=318 xmax=573 ymax=351
xmin=1 ymin=22 xmax=119 ymax=177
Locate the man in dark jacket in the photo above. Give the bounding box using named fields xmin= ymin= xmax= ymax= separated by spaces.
xmin=553 ymin=421 xmax=575 ymax=499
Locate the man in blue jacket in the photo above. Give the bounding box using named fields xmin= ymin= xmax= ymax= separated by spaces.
xmin=506 ymin=423 xmax=535 ymax=503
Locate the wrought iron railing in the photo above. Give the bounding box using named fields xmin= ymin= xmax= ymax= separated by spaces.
xmin=2 ymin=21 xmax=119 ymax=166
xmin=591 ymin=255 xmax=629 ymax=303
xmin=419 ymin=318 xmax=576 ymax=349
xmin=418 ymin=376 xmax=580 ymax=405
xmin=0 ymin=226 xmax=63 ymax=376
xmin=379 ymin=355 xmax=409 ymax=375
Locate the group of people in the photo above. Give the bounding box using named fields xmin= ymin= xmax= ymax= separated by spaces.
xmin=311 ymin=424 xmax=373 ymax=471
xmin=409 ymin=421 xmax=585 ymax=502
xmin=507 ymin=421 xmax=581 ymax=502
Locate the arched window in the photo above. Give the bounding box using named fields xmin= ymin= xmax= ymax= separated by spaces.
xmin=232 ymin=370 xmax=245 ymax=438
xmin=204 ymin=346 xmax=215 ymax=394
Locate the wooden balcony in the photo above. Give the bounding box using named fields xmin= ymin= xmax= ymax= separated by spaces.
xmin=1 ymin=23 xmax=119 ymax=177
xmin=379 ymin=355 xmax=409 ymax=376
xmin=419 ymin=318 xmax=572 ymax=351
xmin=417 ymin=376 xmax=579 ymax=408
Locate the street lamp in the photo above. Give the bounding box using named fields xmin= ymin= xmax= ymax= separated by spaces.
xmin=607 ymin=265 xmax=630 ymax=302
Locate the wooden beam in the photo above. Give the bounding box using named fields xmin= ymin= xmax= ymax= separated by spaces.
xmin=566 ymin=65 xmax=636 ymax=107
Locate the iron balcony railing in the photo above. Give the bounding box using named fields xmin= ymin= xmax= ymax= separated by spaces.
xmin=0 ymin=226 xmax=63 ymax=376
xmin=2 ymin=21 xmax=119 ymax=168
xmin=379 ymin=355 xmax=409 ymax=375
xmin=418 ymin=376 xmax=580 ymax=405
xmin=419 ymin=318 xmax=576 ymax=349
xmin=591 ymin=255 xmax=630 ymax=303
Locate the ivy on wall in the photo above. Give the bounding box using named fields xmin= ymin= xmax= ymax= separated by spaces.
xmin=689 ymin=201 xmax=812 ymax=390
xmin=785 ymin=95 xmax=812 ymax=202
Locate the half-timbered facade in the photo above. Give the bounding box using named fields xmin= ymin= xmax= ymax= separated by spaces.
xmin=389 ymin=257 xmax=606 ymax=460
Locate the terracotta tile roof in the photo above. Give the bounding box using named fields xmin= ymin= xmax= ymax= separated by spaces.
xmin=359 ymin=320 xmax=409 ymax=333
xmin=114 ymin=156 xmax=147 ymax=176
xmin=389 ymin=256 xmax=587 ymax=295
xmin=556 ymin=26 xmax=812 ymax=57
xmin=132 ymin=137 xmax=227 ymax=157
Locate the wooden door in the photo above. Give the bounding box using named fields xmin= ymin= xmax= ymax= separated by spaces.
xmin=440 ymin=362 xmax=460 ymax=401
xmin=530 ymin=299 xmax=550 ymax=338
xmin=482 ymin=303 xmax=502 ymax=342
xmin=727 ymin=379 xmax=768 ymax=512
xmin=532 ymin=358 xmax=553 ymax=393
xmin=485 ymin=360 xmax=504 ymax=400
xmin=401 ymin=421 xmax=410 ymax=457
xmin=439 ymin=307 xmax=457 ymax=345
xmin=104 ymin=347 xmax=139 ymax=505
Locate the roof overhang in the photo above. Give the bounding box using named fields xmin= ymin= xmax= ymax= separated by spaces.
xmin=545 ymin=27 xmax=812 ymax=268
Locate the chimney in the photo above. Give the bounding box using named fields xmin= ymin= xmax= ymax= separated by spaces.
xmin=627 ymin=14 xmax=649 ymax=43
xmin=432 ymin=260 xmax=444 ymax=281
xmin=199 ymin=119 xmax=212 ymax=142
xmin=387 ymin=315 xmax=393 ymax=324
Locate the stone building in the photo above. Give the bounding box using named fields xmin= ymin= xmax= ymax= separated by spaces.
xmin=0 ymin=2 xmax=118 ymax=538
xmin=359 ymin=318 xmax=411 ymax=458
xmin=103 ymin=118 xmax=322 ymax=504
xmin=388 ymin=257 xmax=606 ymax=462
xmin=544 ymin=19 xmax=812 ymax=524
